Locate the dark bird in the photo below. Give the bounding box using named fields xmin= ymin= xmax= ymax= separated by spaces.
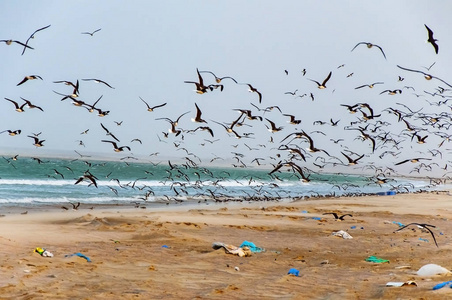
xmin=75 ymin=173 xmax=98 ymax=188
xmin=192 ymin=103 xmax=207 ymax=123
xmin=139 ymin=97 xmax=167 ymax=112
xmin=21 ymin=24 xmax=51 ymax=55
xmin=0 ymin=39 xmax=34 ymax=49
xmin=394 ymin=222 xmax=438 ymax=247
xmin=425 ymin=24 xmax=439 ymax=54
xmin=265 ymin=118 xmax=283 ymax=133
xmin=242 ymin=83 xmax=263 ymax=103
xmin=184 ymin=68 xmax=211 ymax=94
xmin=53 ymin=80 xmax=79 ymax=97
xmin=82 ymin=78 xmax=114 ymax=89
xmin=0 ymin=130 xmax=21 ymax=136
xmin=323 ymin=212 xmax=353 ymax=220
xmin=102 ymin=140 xmax=131 ymax=152
xmin=308 ymin=71 xmax=332 ymax=89
xmin=4 ymin=98 xmax=26 ymax=112
xmin=282 ymin=114 xmax=301 ymax=125
xmin=396 ymin=65 xmax=452 ymax=88
xmin=20 ymin=97 xmax=44 ymax=111
xmin=395 ymin=158 xmax=432 ymax=166
xmin=351 ymin=42 xmax=386 ymax=59
xmin=70 ymin=202 xmax=81 ymax=210
xmin=81 ymin=28 xmax=102 ymax=36
xmin=28 ymin=135 xmax=45 ymax=147
xmin=17 ymin=75 xmax=42 ymax=86
xmin=355 ymin=82 xmax=384 ymax=89
xmin=341 ymin=152 xmax=364 ymax=165
xmin=380 ymin=89 xmax=402 ymax=95
xmin=189 ymin=126 xmax=214 ymax=137
xmin=301 ymin=131 xmax=330 ymax=156
xmin=100 ymin=123 xmax=120 ymax=142
xmin=198 ymin=70 xmax=238 ymax=83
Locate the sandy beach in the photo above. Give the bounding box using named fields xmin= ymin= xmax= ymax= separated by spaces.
xmin=1 ymin=192 xmax=452 ymax=299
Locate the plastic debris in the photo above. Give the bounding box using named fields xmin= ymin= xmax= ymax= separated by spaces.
xmin=34 ymin=247 xmax=54 ymax=257
xmin=212 ymin=242 xmax=252 ymax=257
xmin=162 ymin=245 xmax=170 ymax=248
xmin=239 ymin=241 xmax=265 ymax=253
xmin=432 ymin=280 xmax=452 ymax=290
xmin=417 ymin=264 xmax=450 ymax=276
xmin=65 ymin=252 xmax=92 ymax=262
xmin=393 ymin=221 xmax=405 ymax=227
xmin=419 ymin=238 xmax=429 ymax=242
xmin=312 ymin=217 xmax=322 ymax=221
xmin=386 ymin=281 xmax=417 ymax=287
xmin=365 ymin=256 xmax=389 ymax=263
xmin=288 ymin=268 xmax=300 ymax=276
xmin=332 ymin=230 xmax=353 ymax=239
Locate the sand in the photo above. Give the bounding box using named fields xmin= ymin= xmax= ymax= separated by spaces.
xmin=1 ymin=192 xmax=452 ymax=299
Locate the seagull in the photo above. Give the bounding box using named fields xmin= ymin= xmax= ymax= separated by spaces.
xmin=198 ymin=70 xmax=238 ymax=83
xmin=4 ymin=98 xmax=26 ymax=112
xmin=17 ymin=75 xmax=43 ymax=86
xmin=380 ymin=89 xmax=402 ymax=95
xmin=396 ymin=65 xmax=452 ymax=88
xmin=323 ymin=213 xmax=353 ymax=220
xmin=265 ymin=118 xmax=283 ymax=133
xmin=395 ymin=158 xmax=431 ymax=165
xmin=394 ymin=223 xmax=438 ymax=247
xmin=191 ymin=103 xmax=207 ymax=123
xmin=20 ymin=97 xmax=44 ymax=111
xmin=0 ymin=39 xmax=34 ymax=49
xmin=139 ymin=97 xmax=167 ymax=112
xmin=241 ymin=83 xmax=263 ymax=103
xmin=21 ymin=24 xmax=51 ymax=55
xmin=308 ymin=71 xmax=332 ymax=89
xmin=282 ymin=114 xmax=301 ymax=125
xmin=0 ymin=130 xmax=21 ymax=136
xmin=355 ymin=82 xmax=384 ymax=89
xmin=100 ymin=123 xmax=120 ymax=142
xmin=81 ymin=28 xmax=102 ymax=36
xmin=351 ymin=42 xmax=386 ymax=59
xmin=75 ymin=173 xmax=98 ymax=188
xmin=28 ymin=135 xmax=45 ymax=147
xmin=184 ymin=68 xmax=211 ymax=94
xmin=341 ymin=152 xmax=365 ymax=165
xmin=82 ymin=78 xmax=114 ymax=89
xmin=425 ymin=24 xmax=439 ymax=54
xmin=102 ymin=140 xmax=131 ymax=152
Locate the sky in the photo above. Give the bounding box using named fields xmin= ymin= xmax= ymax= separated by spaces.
xmin=1 ymin=1 xmax=452 ymax=177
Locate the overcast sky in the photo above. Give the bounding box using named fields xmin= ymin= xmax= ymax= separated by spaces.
xmin=1 ymin=1 xmax=451 ymax=176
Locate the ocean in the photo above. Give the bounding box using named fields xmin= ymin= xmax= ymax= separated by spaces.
xmin=0 ymin=156 xmax=443 ymax=208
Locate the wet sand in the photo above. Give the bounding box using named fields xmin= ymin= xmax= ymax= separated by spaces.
xmin=1 ymin=192 xmax=452 ymax=299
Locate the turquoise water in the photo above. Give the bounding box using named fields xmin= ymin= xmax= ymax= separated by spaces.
xmin=0 ymin=156 xmax=434 ymax=206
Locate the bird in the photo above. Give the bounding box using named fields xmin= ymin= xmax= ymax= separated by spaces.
xmin=82 ymin=78 xmax=114 ymax=89
xmin=396 ymin=65 xmax=452 ymax=88
xmin=265 ymin=118 xmax=283 ymax=133
xmin=17 ymin=75 xmax=43 ymax=86
xmin=4 ymin=98 xmax=27 ymax=112
xmin=322 ymin=212 xmax=353 ymax=220
xmin=139 ymin=97 xmax=167 ymax=112
xmin=53 ymin=80 xmax=80 ymax=97
xmin=100 ymin=123 xmax=120 ymax=142
xmin=28 ymin=135 xmax=45 ymax=147
xmin=355 ymin=82 xmax=384 ymax=89
xmin=395 ymin=158 xmax=432 ymax=165
xmin=20 ymin=97 xmax=44 ymax=111
xmin=0 ymin=130 xmax=21 ymax=136
xmin=102 ymin=140 xmax=131 ymax=152
xmin=308 ymin=71 xmax=332 ymax=89
xmin=282 ymin=114 xmax=301 ymax=125
xmin=425 ymin=24 xmax=439 ymax=54
xmin=21 ymin=24 xmax=51 ymax=55
xmin=191 ymin=103 xmax=207 ymax=123
xmin=241 ymin=83 xmax=263 ymax=103
xmin=81 ymin=28 xmax=102 ymax=36
xmin=0 ymin=39 xmax=34 ymax=49
xmin=75 ymin=173 xmax=98 ymax=188
xmin=198 ymin=70 xmax=238 ymax=83
xmin=184 ymin=68 xmax=211 ymax=94
xmin=341 ymin=152 xmax=365 ymax=165
xmin=351 ymin=42 xmax=386 ymax=59
xmin=380 ymin=89 xmax=402 ymax=95
xmin=394 ymin=223 xmax=438 ymax=247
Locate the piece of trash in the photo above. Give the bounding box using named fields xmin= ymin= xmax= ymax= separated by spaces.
xmin=162 ymin=245 xmax=170 ymax=248
xmin=288 ymin=268 xmax=300 ymax=276
xmin=393 ymin=221 xmax=405 ymax=227
xmin=350 ymin=226 xmax=357 ymax=229
xmin=312 ymin=217 xmax=322 ymax=221
xmin=386 ymin=281 xmax=417 ymax=287
xmin=34 ymin=247 xmax=53 ymax=257
xmin=417 ymin=264 xmax=450 ymax=276
xmin=419 ymin=238 xmax=429 ymax=242
xmin=239 ymin=241 xmax=265 ymax=253
xmin=332 ymin=230 xmax=353 ymax=239
xmin=301 ymin=210 xmax=309 ymax=213
xmin=65 ymin=252 xmax=91 ymax=262
xmin=432 ymin=280 xmax=452 ymax=290
xmin=234 ymin=266 xmax=240 ymax=271
xmin=212 ymin=242 xmax=252 ymax=257
xmin=365 ymin=256 xmax=390 ymax=263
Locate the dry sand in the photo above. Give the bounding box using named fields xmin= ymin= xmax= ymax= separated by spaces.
xmin=1 ymin=192 xmax=452 ymax=299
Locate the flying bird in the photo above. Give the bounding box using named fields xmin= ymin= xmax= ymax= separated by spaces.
xmin=192 ymin=103 xmax=207 ymax=123
xmin=355 ymin=82 xmax=384 ymax=89
xmin=198 ymin=70 xmax=238 ymax=83
xmin=308 ymin=71 xmax=332 ymax=89
xmin=139 ymin=97 xmax=167 ymax=112
xmin=351 ymin=42 xmax=386 ymax=59
xmin=323 ymin=213 xmax=353 ymax=220
xmin=82 ymin=78 xmax=114 ymax=89
xmin=4 ymin=98 xmax=27 ymax=112
xmin=424 ymin=24 xmax=438 ymax=54
xmin=28 ymin=135 xmax=45 ymax=147
xmin=21 ymin=24 xmax=51 ymax=55
xmin=102 ymin=140 xmax=131 ymax=152
xmin=81 ymin=28 xmax=102 ymax=36
xmin=396 ymin=65 xmax=452 ymax=88
xmin=0 ymin=39 xmax=34 ymax=49
xmin=17 ymin=75 xmax=43 ymax=86
xmin=394 ymin=222 xmax=438 ymax=247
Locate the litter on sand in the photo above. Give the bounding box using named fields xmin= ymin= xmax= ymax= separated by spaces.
xmin=212 ymin=242 xmax=252 ymax=257
xmin=365 ymin=256 xmax=390 ymax=263
xmin=432 ymin=280 xmax=452 ymax=290
xmin=239 ymin=241 xmax=265 ymax=253
xmin=332 ymin=230 xmax=353 ymax=239
xmin=416 ymin=264 xmax=450 ymax=276
xmin=386 ymin=281 xmax=417 ymax=287
xmin=65 ymin=252 xmax=92 ymax=262
xmin=34 ymin=247 xmax=54 ymax=257
xmin=287 ymin=268 xmax=300 ymax=276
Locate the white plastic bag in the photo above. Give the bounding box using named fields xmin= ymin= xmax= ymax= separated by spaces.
xmin=416 ymin=264 xmax=450 ymax=276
